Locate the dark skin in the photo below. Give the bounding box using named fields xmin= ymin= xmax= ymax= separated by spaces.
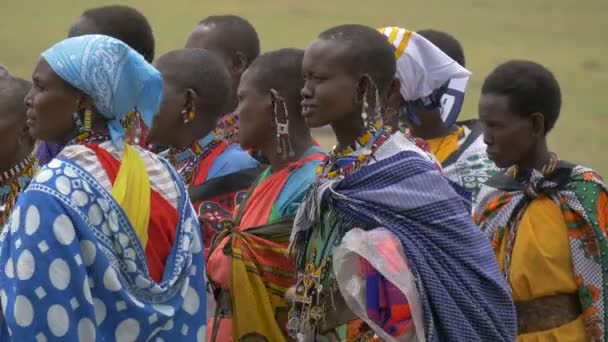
xmin=301 ymin=38 xmax=400 ymax=150
xmin=185 ymin=24 xmax=248 ymax=114
xmin=24 ymin=59 xmax=106 ymax=144
xmin=235 ymin=68 xmax=313 ymax=172
xmin=385 ymin=90 xmax=457 ymax=139
xmin=0 ymin=84 xmax=35 ymax=173
xmin=67 ymin=16 xmax=99 ymax=37
xmin=147 ymin=70 xmax=217 ymax=149
xmin=479 ymin=93 xmax=551 ymax=170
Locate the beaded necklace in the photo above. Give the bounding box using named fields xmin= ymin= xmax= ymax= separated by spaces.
xmin=169 ymin=134 xmax=224 ymax=186
xmin=316 ymin=120 xmax=391 ymax=179
xmin=69 ymin=129 xmax=112 ymax=146
xmin=215 ymin=112 xmax=239 ymax=143
xmin=1 ymin=151 xmax=39 ymax=227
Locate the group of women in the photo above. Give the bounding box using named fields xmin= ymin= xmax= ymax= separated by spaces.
xmin=0 ymin=4 xmax=606 ymax=342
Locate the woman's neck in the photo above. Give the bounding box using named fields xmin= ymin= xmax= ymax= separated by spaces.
xmin=0 ymin=144 xmax=35 ymax=175
xmin=331 ymin=114 xmax=367 ymax=151
xmin=176 ymin=120 xmax=214 ymax=150
xmin=517 ymin=139 xmax=552 ymax=171
xmin=408 ymin=109 xmax=457 ymax=139
xmin=62 ymin=112 xmax=109 ymax=145
xmin=261 ymin=134 xmax=314 ymax=173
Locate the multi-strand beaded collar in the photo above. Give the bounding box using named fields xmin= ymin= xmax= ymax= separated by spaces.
xmin=315 ymin=120 xmax=392 ymax=179
xmin=168 ymin=133 xmax=224 ymax=185
xmin=1 ymin=151 xmax=39 ymax=226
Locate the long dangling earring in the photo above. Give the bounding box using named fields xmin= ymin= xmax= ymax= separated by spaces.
xmin=73 ymin=111 xmax=84 ymax=132
xmin=360 ymin=76 xmax=383 ymax=133
xmin=372 ymin=86 xmax=382 ymax=130
xmin=361 ymin=86 xmax=370 ymax=129
xmin=271 ymin=89 xmax=294 ymax=159
xmin=83 ymin=109 xmax=92 ymax=132
xmin=129 ymin=108 xmax=143 ymax=145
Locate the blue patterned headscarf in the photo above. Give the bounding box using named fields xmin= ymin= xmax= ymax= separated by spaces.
xmin=41 ymin=34 xmax=162 ymax=147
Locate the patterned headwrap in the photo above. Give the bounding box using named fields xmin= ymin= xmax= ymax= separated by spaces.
xmin=379 ymin=27 xmax=472 ymax=127
xmin=41 ymin=34 xmax=162 ymax=147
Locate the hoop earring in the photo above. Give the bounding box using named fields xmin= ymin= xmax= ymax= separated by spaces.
xmin=182 ymin=109 xmax=195 ymax=124
xmin=271 ymin=89 xmax=294 ymax=158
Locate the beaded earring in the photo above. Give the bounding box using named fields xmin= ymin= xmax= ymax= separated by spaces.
xmin=83 ymin=109 xmax=92 ymax=132
xmin=72 ymin=111 xmax=84 ymax=132
xmin=270 ymin=89 xmax=294 ymax=158
xmin=360 ymin=75 xmax=382 ymax=131
xmin=182 ymin=109 xmax=195 ymax=124
xmin=122 ymin=108 xmax=144 ymax=145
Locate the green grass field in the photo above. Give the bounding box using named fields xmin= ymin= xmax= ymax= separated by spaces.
xmin=1 ymin=0 xmax=607 ymax=174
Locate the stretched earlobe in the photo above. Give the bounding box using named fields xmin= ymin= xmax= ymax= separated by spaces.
xmin=182 ymin=89 xmax=198 ymax=124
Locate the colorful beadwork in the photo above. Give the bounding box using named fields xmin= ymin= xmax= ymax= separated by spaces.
xmin=1 ymin=150 xmax=38 ymax=227
xmin=169 ymin=138 xmax=223 ymax=186
xmin=70 ymin=130 xmax=112 ymax=146
xmin=316 ymin=126 xmax=392 ymax=179
xmin=215 ymin=112 xmax=239 ymax=143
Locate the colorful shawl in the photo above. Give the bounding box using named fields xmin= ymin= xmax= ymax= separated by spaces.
xmin=0 ymin=154 xmax=206 ymax=341
xmin=442 ymin=120 xmax=498 ymax=204
xmin=291 ymin=132 xmax=517 ymax=341
xmin=163 ymin=133 xmax=261 ymax=258
xmin=208 ymin=149 xmax=324 ymax=341
xmin=474 ymin=162 xmax=608 ymax=341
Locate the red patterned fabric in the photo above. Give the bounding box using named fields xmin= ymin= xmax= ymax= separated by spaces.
xmin=87 ymin=144 xmax=179 ymax=282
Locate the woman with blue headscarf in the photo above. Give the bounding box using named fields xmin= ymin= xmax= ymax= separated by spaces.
xmin=0 ymin=35 xmax=206 ymax=341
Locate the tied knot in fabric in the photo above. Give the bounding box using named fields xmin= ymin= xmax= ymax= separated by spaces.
xmin=520 ymin=170 xmax=559 ymax=200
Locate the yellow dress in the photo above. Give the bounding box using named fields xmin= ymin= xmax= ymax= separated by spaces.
xmin=497 ymin=197 xmax=587 ymax=341
xmin=426 ymin=127 xmax=464 ymax=163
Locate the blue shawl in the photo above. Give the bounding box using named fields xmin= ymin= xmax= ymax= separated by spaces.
xmin=292 ymin=138 xmax=517 ymax=341
xmin=0 ymin=156 xmax=206 ymax=341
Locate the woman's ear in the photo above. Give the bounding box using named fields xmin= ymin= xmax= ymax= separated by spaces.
xmin=355 ymin=74 xmax=372 ymax=106
xmin=529 ymin=112 xmax=546 ymax=137
xmin=185 ymin=88 xmax=199 ymax=111
xmin=230 ymin=51 xmax=248 ymax=79
xmin=385 ymin=78 xmax=403 ymax=109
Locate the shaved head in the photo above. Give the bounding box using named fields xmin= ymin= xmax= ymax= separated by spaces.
xmin=0 ymin=67 xmax=31 ymax=121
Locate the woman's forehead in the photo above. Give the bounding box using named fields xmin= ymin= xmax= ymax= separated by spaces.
xmin=303 ymin=39 xmax=351 ymax=71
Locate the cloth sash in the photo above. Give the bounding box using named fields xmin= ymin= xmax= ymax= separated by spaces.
xmin=209 ymin=152 xmax=324 ymax=341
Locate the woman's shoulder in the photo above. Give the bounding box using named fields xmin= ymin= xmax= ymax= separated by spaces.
xmin=210 ymin=143 xmax=260 ymax=178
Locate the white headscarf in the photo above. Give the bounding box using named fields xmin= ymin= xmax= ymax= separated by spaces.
xmin=379 ymin=27 xmax=471 ymax=127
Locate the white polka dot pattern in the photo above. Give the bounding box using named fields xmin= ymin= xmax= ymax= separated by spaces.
xmin=0 ymin=155 xmax=207 ymax=340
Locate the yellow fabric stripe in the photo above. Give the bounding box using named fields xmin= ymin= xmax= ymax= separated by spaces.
xmin=378 ymin=26 xmax=412 ymax=59
xmin=111 ymin=145 xmax=151 ymax=248
xmin=388 ymin=27 xmax=399 ymax=45
xmin=395 ymin=30 xmax=413 ymax=59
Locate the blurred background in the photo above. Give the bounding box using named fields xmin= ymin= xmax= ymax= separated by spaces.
xmin=1 ymin=0 xmax=606 ymax=174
